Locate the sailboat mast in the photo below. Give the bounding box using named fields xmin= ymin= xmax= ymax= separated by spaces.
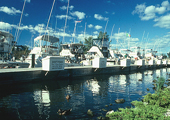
xmin=15 ymin=0 xmax=26 ymax=43
xmin=145 ymin=32 xmax=149 ymax=55
xmin=102 ymin=20 xmax=109 ymax=47
xmin=110 ymin=24 xmax=115 ymax=43
xmin=116 ymin=28 xmax=120 ymax=50
xmin=84 ymin=22 xmax=87 ymax=41
xmin=128 ymin=28 xmax=131 ymax=49
xmin=63 ymin=0 xmax=70 ymax=43
xmin=10 ymin=0 xmax=26 ymax=54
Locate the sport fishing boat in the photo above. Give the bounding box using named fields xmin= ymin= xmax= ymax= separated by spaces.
xmin=0 ymin=31 xmax=29 ymax=68
xmin=82 ymin=38 xmax=119 ymax=66
xmin=25 ymin=35 xmax=60 ymax=68
xmin=60 ymin=43 xmax=85 ymax=66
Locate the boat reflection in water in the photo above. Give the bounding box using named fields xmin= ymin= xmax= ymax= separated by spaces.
xmin=0 ymin=68 xmax=170 ymax=119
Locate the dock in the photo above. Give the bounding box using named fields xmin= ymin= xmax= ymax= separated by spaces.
xmin=0 ymin=63 xmax=169 ymax=85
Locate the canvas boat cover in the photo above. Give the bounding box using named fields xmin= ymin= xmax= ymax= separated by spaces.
xmin=34 ymin=35 xmax=59 ymax=43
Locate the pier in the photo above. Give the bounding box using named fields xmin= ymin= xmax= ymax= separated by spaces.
xmin=0 ymin=63 xmax=169 ymax=85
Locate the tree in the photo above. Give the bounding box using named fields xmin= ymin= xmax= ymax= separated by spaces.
xmin=12 ymin=45 xmax=30 ymax=59
xmin=161 ymin=53 xmax=167 ymax=59
xmin=83 ymin=31 xmax=110 ymax=54
xmin=83 ymin=36 xmax=93 ymax=53
xmin=167 ymin=52 xmax=170 ymax=58
xmin=98 ymin=31 xmax=109 ymax=40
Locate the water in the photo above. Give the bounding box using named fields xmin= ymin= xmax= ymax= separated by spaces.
xmin=0 ymin=68 xmax=170 ymax=120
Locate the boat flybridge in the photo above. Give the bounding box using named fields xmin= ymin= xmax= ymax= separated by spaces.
xmin=145 ymin=49 xmax=157 ymax=59
xmin=85 ymin=38 xmax=109 ymax=59
xmin=82 ymin=38 xmax=118 ymax=65
xmin=60 ymin=43 xmax=85 ymax=66
xmin=119 ymin=49 xmax=131 ymax=58
xmin=25 ymin=35 xmax=60 ymax=68
xmin=129 ymin=47 xmax=143 ymax=59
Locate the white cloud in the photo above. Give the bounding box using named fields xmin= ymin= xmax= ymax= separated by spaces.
xmin=77 ymin=34 xmax=84 ymax=41
xmin=111 ymin=32 xmax=126 ymax=40
xmin=154 ymin=14 xmax=170 ymax=29
xmin=59 ymin=0 xmax=68 ymax=2
xmin=110 ymin=32 xmax=139 ymax=42
xmin=162 ymin=0 xmax=170 ymax=9
xmin=112 ymin=12 xmax=115 ymax=15
xmin=141 ymin=13 xmax=156 ymax=21
xmin=25 ymin=0 xmax=31 ymax=3
xmin=129 ymin=38 xmax=139 ymax=42
xmin=0 ymin=21 xmax=72 ymax=39
xmin=156 ymin=6 xmax=166 ymax=14
xmin=88 ymin=24 xmax=93 ymax=28
xmin=0 ymin=6 xmax=28 ymax=16
xmin=94 ymin=14 xmax=108 ymax=21
xmin=69 ymin=6 xmax=74 ymax=10
xmin=56 ymin=15 xmax=74 ymax=20
xmin=93 ymin=31 xmax=99 ymax=35
xmin=132 ymin=1 xmax=170 ymax=21
xmin=0 ymin=21 xmax=12 ymax=30
xmin=60 ymin=5 xmax=74 ymax=10
xmin=94 ymin=25 xmax=102 ymax=30
xmin=105 ymin=11 xmax=109 ymax=14
xmin=145 ymin=5 xmax=155 ymax=14
xmin=55 ymin=32 xmax=71 ymax=37
xmin=70 ymin=11 xmax=85 ymax=19
xmin=60 ymin=6 xmax=67 ymax=10
xmin=0 ymin=6 xmax=21 ymax=15
xmin=132 ymin=3 xmax=146 ymax=15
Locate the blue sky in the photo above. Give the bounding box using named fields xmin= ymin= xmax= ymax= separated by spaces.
xmin=0 ymin=0 xmax=170 ymax=54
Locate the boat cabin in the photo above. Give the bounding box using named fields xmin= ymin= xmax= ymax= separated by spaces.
xmin=0 ymin=31 xmax=14 ymax=60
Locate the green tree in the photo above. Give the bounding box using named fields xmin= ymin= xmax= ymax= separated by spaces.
xmin=98 ymin=31 xmax=109 ymax=40
xmin=83 ymin=36 xmax=93 ymax=53
xmin=167 ymin=52 xmax=170 ymax=58
xmin=12 ymin=45 xmax=30 ymax=59
xmin=83 ymin=32 xmax=110 ymax=54
xmin=161 ymin=54 xmax=167 ymax=59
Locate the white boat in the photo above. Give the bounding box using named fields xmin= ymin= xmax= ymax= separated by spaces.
xmin=82 ymin=38 xmax=119 ymax=66
xmin=0 ymin=31 xmax=29 ymax=68
xmin=25 ymin=35 xmax=60 ymax=68
xmin=129 ymin=47 xmax=143 ymax=59
xmin=60 ymin=43 xmax=84 ymax=66
xmin=0 ymin=31 xmax=14 ymax=61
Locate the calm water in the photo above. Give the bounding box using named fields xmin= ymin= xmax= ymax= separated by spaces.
xmin=0 ymin=68 xmax=170 ymax=120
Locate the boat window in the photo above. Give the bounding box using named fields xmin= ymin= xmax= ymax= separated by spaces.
xmin=0 ymin=35 xmax=5 ymax=42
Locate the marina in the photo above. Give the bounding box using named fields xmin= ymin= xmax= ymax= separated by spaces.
xmin=0 ymin=67 xmax=170 ymax=119
xmin=1 ymin=0 xmax=170 ymax=119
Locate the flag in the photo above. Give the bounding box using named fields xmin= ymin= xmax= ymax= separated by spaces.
xmin=126 ymin=33 xmax=131 ymax=37
xmin=75 ymin=20 xmax=82 ymax=23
